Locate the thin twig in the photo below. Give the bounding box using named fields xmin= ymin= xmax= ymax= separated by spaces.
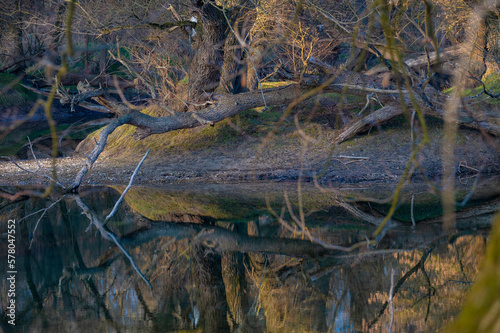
xmin=105 ymin=149 xmax=150 ymax=222
xmin=1 ymin=155 xmax=64 ymax=188
xmin=411 ymin=194 xmax=416 ymax=227
xmin=29 ymin=196 xmax=65 ymax=249
xmin=388 ymin=268 xmax=395 ymax=333
xmin=106 ymin=228 xmax=153 ymax=288
xmin=27 ymin=136 xmax=65 ymax=189
xmin=335 ymin=155 xmax=370 ymax=160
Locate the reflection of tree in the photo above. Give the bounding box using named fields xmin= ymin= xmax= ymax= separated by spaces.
xmin=221 ymin=224 xmax=249 ymax=329
xmin=18 ymin=213 xmax=45 ymax=323
xmin=0 ymin=195 xmax=122 ymax=331
xmin=0 ymin=185 xmax=495 ymax=332
xmin=368 ymin=232 xmax=487 ymax=331
xmin=191 ymin=243 xmax=230 ymax=332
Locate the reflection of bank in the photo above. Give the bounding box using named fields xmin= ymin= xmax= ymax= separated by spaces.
xmin=0 ymin=182 xmax=496 ymax=332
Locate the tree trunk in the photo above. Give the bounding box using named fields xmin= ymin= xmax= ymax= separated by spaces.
xmin=219 ymin=32 xmax=239 ymax=93
xmin=46 ymin=0 xmax=67 ymax=66
xmin=7 ymin=0 xmax=25 ymax=73
xmin=246 ymin=44 xmax=262 ymax=92
xmin=188 ymin=2 xmax=228 ymax=102
xmin=221 ymin=224 xmax=249 ymax=328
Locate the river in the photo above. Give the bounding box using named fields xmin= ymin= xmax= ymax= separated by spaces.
xmin=1 ymin=180 xmax=499 ymax=332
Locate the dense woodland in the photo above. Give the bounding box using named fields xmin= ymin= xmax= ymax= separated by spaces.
xmin=1 ymin=1 xmax=500 ymax=331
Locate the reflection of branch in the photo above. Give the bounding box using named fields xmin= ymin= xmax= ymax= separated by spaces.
xmin=265 ymin=196 xmax=379 ymax=252
xmin=28 ymin=196 xmax=65 ymax=249
xmin=235 ymin=257 xmax=267 ymax=333
xmin=420 ymin=262 xmax=435 ymax=322
xmin=73 ymin=195 xmax=152 ymax=288
xmin=336 ymin=200 xmax=387 ymax=227
xmin=266 ymin=195 xmax=350 ymax=251
xmin=267 ymin=184 xmax=390 ymax=252
xmin=0 ymin=189 xmax=43 ymax=201
xmin=453 ymin=242 xmax=470 ymax=284
xmin=368 ymin=235 xmax=448 ymax=328
xmin=119 ymin=219 xmax=335 ymax=258
xmin=422 ymin=197 xmax=500 ymax=228
xmin=388 ymin=268 xmax=395 ymax=333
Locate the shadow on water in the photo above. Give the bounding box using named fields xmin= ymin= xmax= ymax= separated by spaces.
xmin=1 ymin=179 xmax=500 ymax=332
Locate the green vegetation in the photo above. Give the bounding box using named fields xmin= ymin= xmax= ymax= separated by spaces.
xmin=112 ymin=183 xmax=338 ymax=223
xmin=443 ymin=73 xmax=500 ymax=107
xmin=446 ymin=213 xmax=500 ymax=333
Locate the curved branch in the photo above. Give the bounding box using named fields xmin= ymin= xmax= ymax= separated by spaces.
xmin=98 ymin=20 xmax=196 ymax=37
xmin=68 ymin=117 xmax=129 ymax=192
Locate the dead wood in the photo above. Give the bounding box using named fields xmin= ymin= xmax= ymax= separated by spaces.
xmin=335 ymin=105 xmax=403 ymax=144
xmin=53 ymin=55 xmax=500 ymax=192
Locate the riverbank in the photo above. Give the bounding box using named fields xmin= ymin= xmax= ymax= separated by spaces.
xmin=1 ymin=121 xmax=499 ymax=187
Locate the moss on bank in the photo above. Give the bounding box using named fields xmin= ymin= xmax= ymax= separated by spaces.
xmin=76 ymin=92 xmax=365 ymax=159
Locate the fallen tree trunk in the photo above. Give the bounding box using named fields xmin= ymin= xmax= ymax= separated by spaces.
xmin=365 ymin=43 xmax=465 ymax=76
xmin=61 ymin=57 xmax=500 ymax=192
xmin=59 ymin=73 xmax=135 ymax=90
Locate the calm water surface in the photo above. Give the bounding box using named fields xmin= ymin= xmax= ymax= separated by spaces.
xmin=1 ymin=180 xmax=499 ymax=332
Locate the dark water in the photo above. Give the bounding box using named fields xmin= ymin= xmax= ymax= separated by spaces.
xmin=1 ymin=180 xmax=499 ymax=332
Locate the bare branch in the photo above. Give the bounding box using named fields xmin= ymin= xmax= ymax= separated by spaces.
xmin=108 ymin=51 xmax=157 ymax=99
xmin=1 ymin=153 xmax=64 ymax=189
xmin=27 ymin=137 xmax=65 ymax=188
xmin=105 ymin=149 xmax=150 ymax=222
xmin=28 ymin=196 xmax=65 ymax=249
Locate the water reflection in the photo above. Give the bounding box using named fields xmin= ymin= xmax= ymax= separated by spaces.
xmin=0 ymin=181 xmax=498 ymax=332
